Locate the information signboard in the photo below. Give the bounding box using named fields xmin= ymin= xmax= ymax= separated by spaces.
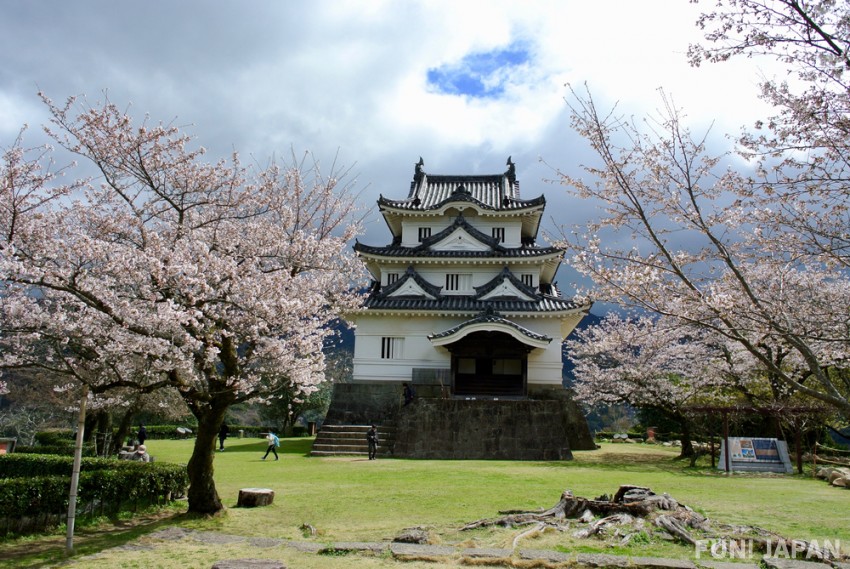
xmin=719 ymin=437 xmax=792 ymax=473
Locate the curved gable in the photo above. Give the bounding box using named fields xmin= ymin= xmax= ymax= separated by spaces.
xmin=428 ymin=309 xmax=552 ymax=349
xmin=419 ymin=215 xmax=502 ymax=253
xmin=381 ymin=266 xmax=441 ymax=300
xmin=475 ymin=267 xmax=538 ymax=301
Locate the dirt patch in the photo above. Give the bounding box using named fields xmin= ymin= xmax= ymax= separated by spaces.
xmin=0 ymin=508 xmax=182 ymax=564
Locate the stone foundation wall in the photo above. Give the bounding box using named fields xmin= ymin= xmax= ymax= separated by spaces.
xmin=322 ymin=382 xmax=596 ymax=458
xmin=323 ymin=383 xmax=403 ymax=426
xmin=394 ymin=398 xmax=588 ymax=459
xmin=526 ymin=385 xmax=597 ymax=451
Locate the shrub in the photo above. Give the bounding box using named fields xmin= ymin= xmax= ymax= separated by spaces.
xmin=33 ymin=429 xmax=75 ymax=447
xmin=0 ymin=454 xmax=121 ymax=477
xmin=143 ymin=425 xmax=196 ymax=440
xmin=14 ymin=443 xmax=97 ymax=457
xmin=0 ymin=454 xmax=188 ymax=535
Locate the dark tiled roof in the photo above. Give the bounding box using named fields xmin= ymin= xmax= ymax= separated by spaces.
xmin=378 ymin=188 xmax=545 ymax=213
xmin=354 ymin=214 xmax=563 ymax=258
xmin=362 ymin=295 xmax=586 ymax=313
xmin=377 ymin=157 xmax=545 ymax=212
xmin=353 ymin=242 xmax=563 ymax=259
xmin=429 ymin=308 xmax=552 ymax=344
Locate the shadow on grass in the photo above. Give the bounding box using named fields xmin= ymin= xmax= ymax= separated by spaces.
xmin=216 ymin=437 xmax=315 ymax=456
xmin=538 ymin=450 xmax=687 ymax=472
xmin=0 ymin=507 xmax=190 ymax=569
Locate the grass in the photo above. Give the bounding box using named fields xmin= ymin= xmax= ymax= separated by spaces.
xmin=1 ymin=438 xmax=848 ymax=568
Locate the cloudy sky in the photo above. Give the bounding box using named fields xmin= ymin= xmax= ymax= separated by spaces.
xmin=0 ymin=1 xmax=777 ymax=304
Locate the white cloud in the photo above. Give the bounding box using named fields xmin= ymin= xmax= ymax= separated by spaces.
xmin=0 ymin=0 xmax=786 ymax=269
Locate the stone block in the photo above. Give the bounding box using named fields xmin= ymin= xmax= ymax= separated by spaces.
xmin=630 ymin=556 xmax=697 ymax=569
xmin=211 ymin=560 xmax=285 ymax=569
xmin=519 ymin=548 xmax=572 ymax=562
xmin=762 ymin=557 xmax=832 ymax=569
xmin=458 ymin=548 xmax=513 ymax=558
xmin=576 ymin=553 xmax=632 ymax=567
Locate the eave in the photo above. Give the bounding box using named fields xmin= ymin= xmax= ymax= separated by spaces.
xmin=429 ymin=312 xmax=552 ymax=349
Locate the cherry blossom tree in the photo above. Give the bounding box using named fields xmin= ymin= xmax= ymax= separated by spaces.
xmin=566 ymin=314 xmax=735 ymax=456
xmin=0 ymin=95 xmax=364 ymax=514
xmin=689 ymin=0 xmax=850 ymax=271
xmin=567 ymin=311 xmax=831 ymax=455
xmin=557 ymin=0 xmax=850 ymax=421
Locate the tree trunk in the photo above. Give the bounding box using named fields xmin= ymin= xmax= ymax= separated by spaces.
xmin=186 ymin=403 xmax=228 ymax=515
xmin=678 ymin=419 xmax=695 ymax=458
xmin=95 ymin=411 xmax=112 ymax=457
xmin=83 ymin=412 xmax=97 ymax=443
xmin=110 ymin=401 xmax=140 ymax=455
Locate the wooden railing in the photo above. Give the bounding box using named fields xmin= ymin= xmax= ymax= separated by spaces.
xmin=812 ymin=441 xmax=850 ymax=474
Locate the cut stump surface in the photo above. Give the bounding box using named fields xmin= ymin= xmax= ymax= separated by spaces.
xmin=237 ymin=488 xmax=275 ymax=508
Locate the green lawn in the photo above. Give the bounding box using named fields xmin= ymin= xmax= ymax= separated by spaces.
xmin=2 ymin=437 xmax=848 ymax=568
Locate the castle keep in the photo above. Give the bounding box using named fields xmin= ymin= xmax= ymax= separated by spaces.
xmin=315 ymin=158 xmax=595 ymax=459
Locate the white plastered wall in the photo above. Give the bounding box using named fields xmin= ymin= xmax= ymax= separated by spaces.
xmin=352 ymin=313 xmax=567 ymax=386
xmin=400 ymin=215 xmax=522 ymax=248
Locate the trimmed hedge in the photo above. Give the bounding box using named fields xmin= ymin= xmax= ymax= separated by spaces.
xmin=0 ymin=454 xmax=188 ymax=535
xmin=34 ymin=429 xmax=76 ymax=447
xmin=30 ymin=424 xmax=270 ymax=451
xmin=14 ymin=444 xmax=97 ymax=457
xmin=0 ymin=453 xmax=159 ymax=477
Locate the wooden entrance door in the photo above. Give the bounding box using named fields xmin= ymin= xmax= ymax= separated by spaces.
xmin=448 ymin=331 xmax=528 ymax=397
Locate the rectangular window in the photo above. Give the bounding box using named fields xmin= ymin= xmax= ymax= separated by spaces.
xmin=521 ymin=274 xmax=534 ymax=287
xmin=457 ymin=358 xmax=476 ymax=374
xmin=386 ymin=272 xmax=400 ymax=285
xmin=381 ymin=337 xmax=403 ymax=359
xmin=492 ymin=227 xmax=505 ymax=243
xmin=444 ymin=273 xmax=471 ymax=292
xmin=493 ymin=359 xmax=522 ymax=375
xmin=418 ymin=227 xmax=432 ymax=242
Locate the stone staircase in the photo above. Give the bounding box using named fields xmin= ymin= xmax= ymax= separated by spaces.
xmin=310 ymin=424 xmax=396 ymax=457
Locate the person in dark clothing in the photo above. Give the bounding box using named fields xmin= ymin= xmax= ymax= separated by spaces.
xmin=366 ymin=425 xmax=379 ymax=460
xmin=403 ymin=383 xmax=415 ymax=406
xmin=218 ymin=422 xmax=229 ymax=451
xmin=137 ymin=424 xmax=147 ymax=446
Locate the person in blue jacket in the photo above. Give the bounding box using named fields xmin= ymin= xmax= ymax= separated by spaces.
xmin=262 ymin=432 xmax=280 ymax=461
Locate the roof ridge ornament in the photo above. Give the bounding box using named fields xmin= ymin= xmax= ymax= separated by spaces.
xmin=412 ymin=157 xmax=425 ymax=204
xmin=505 ymin=156 xmax=516 ymax=184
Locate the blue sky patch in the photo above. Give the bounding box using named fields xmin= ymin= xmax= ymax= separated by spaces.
xmin=427 ymin=44 xmax=531 ymax=98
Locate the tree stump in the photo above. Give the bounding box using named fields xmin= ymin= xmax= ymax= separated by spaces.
xmin=237 ymin=488 xmax=275 ymax=508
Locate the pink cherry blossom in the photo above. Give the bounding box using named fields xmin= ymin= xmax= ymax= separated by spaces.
xmin=1 ymin=95 xmax=365 ymax=514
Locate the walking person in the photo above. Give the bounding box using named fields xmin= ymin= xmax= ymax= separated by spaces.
xmin=137 ymin=423 xmax=147 ymax=446
xmin=262 ymin=432 xmax=280 ymax=461
xmin=218 ymin=421 xmax=229 ymax=451
xmin=366 ymin=424 xmax=379 ymax=460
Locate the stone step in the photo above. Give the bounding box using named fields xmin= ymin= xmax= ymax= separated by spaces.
xmin=316 ymin=430 xmax=395 ymax=441
xmin=310 ymin=449 xmax=392 ymax=457
xmin=312 ymin=443 xmax=373 ymax=452
xmin=318 ymin=425 xmax=396 ymax=433
xmin=311 ymin=423 xmax=396 ymax=457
